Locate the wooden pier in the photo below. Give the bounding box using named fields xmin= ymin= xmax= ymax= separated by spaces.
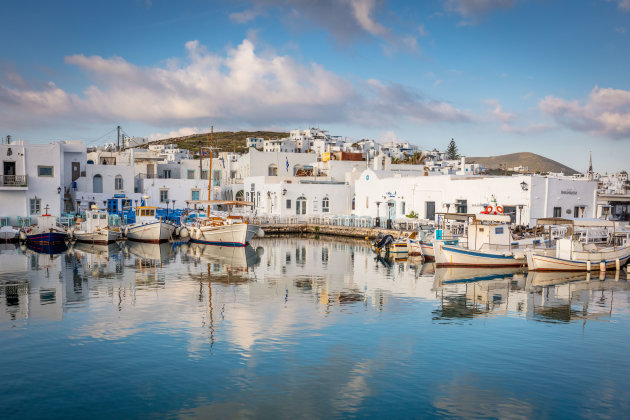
xmin=258 ymin=223 xmax=405 ymax=239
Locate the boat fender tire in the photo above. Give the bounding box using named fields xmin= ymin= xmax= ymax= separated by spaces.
xmin=496 ymin=206 xmax=504 ymax=213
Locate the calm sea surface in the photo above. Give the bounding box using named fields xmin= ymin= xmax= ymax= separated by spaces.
xmin=1 ymin=237 xmax=630 ymax=419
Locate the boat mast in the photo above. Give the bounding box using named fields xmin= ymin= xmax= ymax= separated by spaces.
xmin=207 ymin=125 xmax=213 ymax=215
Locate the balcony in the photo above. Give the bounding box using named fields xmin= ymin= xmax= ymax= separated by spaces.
xmin=0 ymin=175 xmax=28 ymax=189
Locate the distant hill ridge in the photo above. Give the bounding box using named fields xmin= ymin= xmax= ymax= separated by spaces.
xmin=150 ymin=134 xmax=580 ymax=175
xmin=467 ymin=152 xmax=580 ymax=175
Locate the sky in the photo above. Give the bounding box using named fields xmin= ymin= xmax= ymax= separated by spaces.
xmin=1 ymin=0 xmax=629 ymax=173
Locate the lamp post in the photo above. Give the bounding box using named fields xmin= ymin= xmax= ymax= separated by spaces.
xmin=517 ymin=204 xmax=524 ymax=228
xmin=375 ymin=201 xmax=382 ymax=227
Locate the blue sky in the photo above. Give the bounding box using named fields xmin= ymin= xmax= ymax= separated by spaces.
xmin=1 ymin=0 xmax=629 ymax=173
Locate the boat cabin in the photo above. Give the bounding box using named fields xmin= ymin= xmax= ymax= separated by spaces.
xmin=437 ymin=213 xmax=513 ymax=251
xmin=83 ymin=209 xmax=109 ymax=231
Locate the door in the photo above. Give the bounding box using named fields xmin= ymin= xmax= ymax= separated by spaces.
xmin=93 ymin=175 xmax=103 ymax=193
xmin=296 ymin=197 xmax=307 ymax=215
xmin=426 ymin=201 xmax=435 ymax=221
xmin=107 ymin=199 xmax=118 ymax=213
xmin=3 ymin=161 xmax=15 ymax=176
xmin=71 ymin=162 xmax=80 ymax=181
xmin=147 ymin=164 xmax=154 ymax=178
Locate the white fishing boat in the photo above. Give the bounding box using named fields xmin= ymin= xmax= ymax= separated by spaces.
xmin=125 ymin=206 xmax=176 ymax=243
xmin=188 ymin=216 xmax=249 ymax=247
xmin=20 ymin=206 xmax=68 ymax=244
xmin=434 ymin=213 xmax=526 ymax=268
xmin=72 ymin=207 xmax=121 ymax=244
xmin=0 ymin=226 xmax=19 ymax=242
xmin=527 ymin=218 xmax=630 ymax=271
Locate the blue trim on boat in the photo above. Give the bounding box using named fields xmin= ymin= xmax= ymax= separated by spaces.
xmin=443 ymin=273 xmax=516 ymax=284
xmin=442 ymin=245 xmax=516 ymax=260
xmin=190 ymin=239 xmax=245 ymax=247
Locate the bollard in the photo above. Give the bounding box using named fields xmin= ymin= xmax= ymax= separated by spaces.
xmin=600 ymin=261 xmax=606 ymax=272
xmin=585 ymin=272 xmax=591 ymax=282
xmin=586 ymin=261 xmax=591 ymax=271
xmin=599 ymin=270 xmax=606 ymax=281
xmin=615 ymin=259 xmax=620 ymax=271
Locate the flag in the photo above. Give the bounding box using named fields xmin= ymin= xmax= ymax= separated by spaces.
xmin=220 ymin=156 xmax=225 ymax=168
xmin=285 ymin=157 xmax=289 ymax=173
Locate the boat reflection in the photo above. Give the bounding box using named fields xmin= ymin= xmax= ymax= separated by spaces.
xmin=187 ymin=242 xmax=261 ymax=270
xmin=125 ymin=241 xmax=175 ymax=263
xmin=26 ymin=241 xmax=68 ymax=255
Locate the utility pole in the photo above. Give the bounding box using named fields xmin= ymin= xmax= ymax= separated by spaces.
xmin=117 ymin=125 xmax=121 ymax=150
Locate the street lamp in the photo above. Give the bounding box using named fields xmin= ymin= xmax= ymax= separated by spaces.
xmin=520 ymin=181 xmax=528 ymax=191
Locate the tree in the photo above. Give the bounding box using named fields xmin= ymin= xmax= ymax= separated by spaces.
xmin=446 ymin=138 xmax=460 ymax=160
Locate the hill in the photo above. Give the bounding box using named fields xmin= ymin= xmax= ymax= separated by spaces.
xmin=147 ymin=131 xmax=288 ymax=155
xmin=467 ymin=152 xmax=580 ymax=175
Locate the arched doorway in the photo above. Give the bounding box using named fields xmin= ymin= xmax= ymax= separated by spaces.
xmin=235 ymin=190 xmax=244 ymax=201
xmin=296 ymin=196 xmax=307 ymax=215
xmin=93 ymin=174 xmax=103 ymax=193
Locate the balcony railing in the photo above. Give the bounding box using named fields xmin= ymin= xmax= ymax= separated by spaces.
xmin=1 ymin=175 xmax=28 ymax=187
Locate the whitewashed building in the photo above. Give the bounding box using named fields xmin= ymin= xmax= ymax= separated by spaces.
xmin=0 ymin=140 xmax=86 ymax=225
xmin=353 ymin=169 xmax=597 ymax=227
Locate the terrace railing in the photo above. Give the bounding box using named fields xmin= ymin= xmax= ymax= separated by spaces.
xmin=1 ymin=175 xmax=28 ymax=187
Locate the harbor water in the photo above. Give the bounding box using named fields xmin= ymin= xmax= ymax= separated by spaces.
xmin=1 ymin=237 xmax=630 ymax=419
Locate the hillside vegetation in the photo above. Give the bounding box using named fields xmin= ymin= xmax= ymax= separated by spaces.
xmin=148 ymin=131 xmax=288 ymax=155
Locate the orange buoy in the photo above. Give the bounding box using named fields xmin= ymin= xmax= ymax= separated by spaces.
xmin=496 ymin=206 xmax=504 ymax=213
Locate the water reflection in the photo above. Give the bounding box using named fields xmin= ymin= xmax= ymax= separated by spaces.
xmin=1 ymin=238 xmax=629 ymax=326
xmin=1 ymin=237 xmax=630 ymax=418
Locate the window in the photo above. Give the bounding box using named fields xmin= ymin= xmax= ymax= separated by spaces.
xmin=401 ymin=201 xmax=406 ymax=215
xmin=212 ymin=170 xmax=221 ymax=186
xmin=366 ymin=197 xmax=369 ymax=208
xmin=191 ymin=190 xmax=200 ymax=201
xmin=352 ymin=197 xmax=355 ymax=210
xmin=456 ymin=199 xmax=467 ymax=214
xmin=30 ymin=198 xmax=41 ymax=215
xmin=160 ymin=189 xmax=169 ymax=202
xmin=38 ymin=166 xmax=54 ymax=177
xmin=93 ymin=174 xmax=103 ymax=193
xmin=201 ymin=170 xmax=208 ymax=180
xmin=322 ymin=197 xmax=330 ymax=213
xmin=553 ymin=207 xmax=562 ymax=218
xmin=114 ymin=175 xmax=123 ymax=190
xmin=163 ymin=169 xmax=171 ymax=179
xmin=286 ymin=199 xmax=291 ymax=209
xmin=187 ymin=170 xmax=195 ymax=179
xmin=268 ymin=164 xmax=278 ymax=176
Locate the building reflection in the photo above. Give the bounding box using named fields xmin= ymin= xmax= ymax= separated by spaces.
xmin=0 ymin=237 xmax=629 ymax=328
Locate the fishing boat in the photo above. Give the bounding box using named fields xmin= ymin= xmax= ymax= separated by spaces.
xmin=20 ymin=205 xmax=68 ymax=244
xmin=72 ymin=207 xmax=121 ymax=244
xmin=0 ymin=226 xmax=19 ymax=242
xmin=433 ymin=213 xmax=526 ymax=268
xmin=125 ymin=206 xmax=176 ymax=243
xmin=526 ymin=218 xmax=630 ymax=271
xmin=186 ymin=127 xmax=261 ymax=246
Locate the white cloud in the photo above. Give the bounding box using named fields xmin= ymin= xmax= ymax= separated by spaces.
xmin=229 ymin=9 xmax=262 ymax=24
xmin=418 ymin=24 xmax=428 ymax=37
xmin=444 ymin=0 xmax=515 ymax=24
xmin=0 ymin=39 xmax=471 ymax=130
xmin=539 ymin=86 xmax=630 ymax=139
xmin=612 ymin=0 xmax=630 ymax=11
xmin=347 ymin=0 xmax=388 ymax=36
xmin=484 ymin=99 xmax=515 ymax=122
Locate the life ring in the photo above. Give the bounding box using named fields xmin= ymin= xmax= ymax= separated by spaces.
xmin=485 ymin=206 xmax=493 ymax=213
xmin=496 ymin=206 xmax=504 ymax=213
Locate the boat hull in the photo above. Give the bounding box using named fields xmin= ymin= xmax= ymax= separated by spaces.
xmin=75 ymin=229 xmax=121 ymax=244
xmin=26 ymin=231 xmax=67 ymax=244
xmin=127 ymin=221 xmax=175 ymax=243
xmin=527 ymin=249 xmax=630 ymax=271
xmin=420 ymin=241 xmax=434 ymax=259
xmin=190 ymin=223 xmax=248 ymax=247
xmin=245 ymin=224 xmax=261 ymax=243
xmin=434 ymin=242 xmax=525 ymax=268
